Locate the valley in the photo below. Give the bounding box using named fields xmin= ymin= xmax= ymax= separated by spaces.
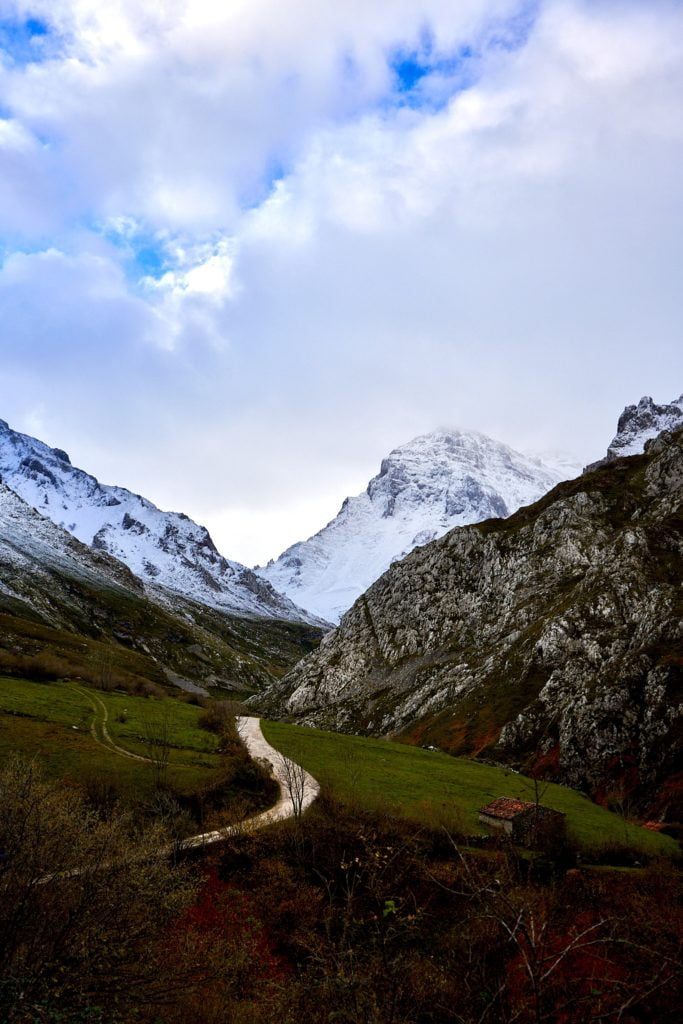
xmin=0 ymin=396 xmax=681 ymax=1023
xmin=1 ymin=670 xmax=676 ymax=862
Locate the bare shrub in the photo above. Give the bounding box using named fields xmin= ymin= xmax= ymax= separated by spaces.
xmin=0 ymin=757 xmax=197 ymax=1022
xmin=276 ymin=750 xmax=308 ymax=820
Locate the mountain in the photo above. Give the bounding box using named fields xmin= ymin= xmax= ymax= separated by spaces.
xmin=590 ymin=394 xmax=683 ymax=467
xmin=0 ymin=480 xmax=322 ymax=694
xmin=258 ymin=427 xmax=683 ymax=812
xmin=257 ymin=430 xmax=579 ymax=622
xmin=0 ymin=418 xmax=321 ymax=625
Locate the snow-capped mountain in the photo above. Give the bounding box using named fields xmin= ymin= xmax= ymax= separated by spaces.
xmin=257 ymin=426 xmax=683 ymax=810
xmin=0 ymin=480 xmax=323 ymax=691
xmin=0 ymin=418 xmax=319 ymax=624
xmin=0 ymin=479 xmax=147 ymax=617
xmin=257 ymin=430 xmax=579 ymax=623
xmin=605 ymin=394 xmax=683 ymax=460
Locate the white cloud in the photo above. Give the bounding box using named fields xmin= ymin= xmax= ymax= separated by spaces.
xmin=0 ymin=0 xmax=524 ymax=229
xmin=0 ymin=245 xmax=161 ymax=357
xmin=0 ymin=1 xmax=681 ymax=565
xmin=148 ymin=238 xmax=236 ymax=301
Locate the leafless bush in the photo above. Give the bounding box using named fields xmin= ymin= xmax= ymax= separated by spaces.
xmin=0 ymin=757 xmax=197 ymax=1021
xmin=276 ymin=750 xmax=308 ymax=819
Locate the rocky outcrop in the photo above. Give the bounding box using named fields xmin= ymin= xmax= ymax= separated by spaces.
xmin=587 ymin=394 xmax=683 ymax=470
xmin=259 ymin=429 xmax=683 ymax=810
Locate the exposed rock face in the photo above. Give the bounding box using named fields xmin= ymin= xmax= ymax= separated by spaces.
xmin=0 ymin=417 xmax=321 ymax=625
xmin=260 ymin=429 xmax=683 ymax=808
xmin=588 ymin=394 xmax=683 ymax=469
xmin=258 ymin=430 xmax=578 ymax=622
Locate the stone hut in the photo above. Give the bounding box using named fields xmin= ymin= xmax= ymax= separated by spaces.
xmin=478 ymin=798 xmax=566 ymax=848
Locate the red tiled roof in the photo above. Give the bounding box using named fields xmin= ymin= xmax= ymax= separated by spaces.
xmin=478 ymin=798 xmax=536 ymax=820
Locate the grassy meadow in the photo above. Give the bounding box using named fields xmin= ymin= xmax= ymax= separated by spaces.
xmin=0 ymin=675 xmax=222 ymax=803
xmin=262 ymin=719 xmax=678 ymax=861
xmin=1 ymin=674 xmax=677 ymax=861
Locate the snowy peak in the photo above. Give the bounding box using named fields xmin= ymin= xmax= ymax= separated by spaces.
xmin=257 ymin=428 xmax=575 ymax=623
xmin=366 ymin=430 xmax=563 ymax=523
xmin=606 ymin=394 xmax=683 ymax=460
xmin=0 ymin=418 xmax=319 ymax=624
xmin=0 ymin=480 xmax=324 ymax=692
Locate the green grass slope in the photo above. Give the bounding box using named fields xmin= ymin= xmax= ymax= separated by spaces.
xmin=0 ymin=675 xmax=222 ymax=804
xmin=262 ymin=720 xmax=678 ymax=861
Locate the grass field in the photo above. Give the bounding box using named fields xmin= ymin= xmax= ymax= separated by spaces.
xmin=0 ymin=676 xmax=222 ymax=802
xmin=262 ymin=720 xmax=679 ymax=861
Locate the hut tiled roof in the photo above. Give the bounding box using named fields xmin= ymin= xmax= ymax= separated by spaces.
xmin=478 ymin=798 xmax=536 ymax=820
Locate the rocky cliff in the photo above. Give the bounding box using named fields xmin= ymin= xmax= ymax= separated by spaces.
xmin=588 ymin=394 xmax=683 ymax=468
xmin=260 ymin=428 xmax=683 ymax=811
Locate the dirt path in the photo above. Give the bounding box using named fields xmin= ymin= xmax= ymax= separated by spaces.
xmin=70 ymin=685 xmax=152 ymax=763
xmin=38 ymin=714 xmax=319 ymax=881
xmin=179 ymin=716 xmax=320 ymax=850
xmin=68 ymin=693 xmax=319 ymax=837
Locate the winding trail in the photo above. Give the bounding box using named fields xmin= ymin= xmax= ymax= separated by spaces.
xmin=179 ymin=716 xmax=320 ymax=850
xmin=68 ymin=691 xmax=319 ymax=842
xmin=38 ymin=716 xmax=320 ymax=882
xmin=70 ymin=685 xmax=152 ymax=763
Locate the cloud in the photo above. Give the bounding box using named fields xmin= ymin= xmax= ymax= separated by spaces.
xmin=0 ymin=0 xmax=522 ymax=232
xmin=0 ymin=1 xmax=681 ymax=565
xmin=0 ymin=244 xmax=162 ymax=361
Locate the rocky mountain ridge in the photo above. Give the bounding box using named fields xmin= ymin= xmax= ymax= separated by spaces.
xmin=259 ymin=427 xmax=683 ymax=811
xmin=0 ymin=481 xmax=322 ymax=693
xmin=258 ymin=429 xmax=579 ymax=622
xmin=0 ymin=418 xmax=321 ymax=625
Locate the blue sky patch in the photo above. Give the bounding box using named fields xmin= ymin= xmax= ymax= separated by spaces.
xmin=0 ymin=15 xmax=52 ymax=67
xmin=387 ymin=3 xmax=539 ymax=112
xmin=98 ymin=221 xmax=170 ymax=282
xmin=392 ymin=53 xmax=431 ymax=93
xmin=131 ymin=242 xmax=167 ymax=280
xmin=388 ymin=42 xmax=478 ymax=112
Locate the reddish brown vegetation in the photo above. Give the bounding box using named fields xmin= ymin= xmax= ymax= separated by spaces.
xmin=151 ymin=795 xmax=682 ymax=1024
xmin=2 ymin=758 xmax=680 ymax=1024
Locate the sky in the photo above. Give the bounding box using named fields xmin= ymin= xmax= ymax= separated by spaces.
xmin=0 ymin=0 xmax=681 ymax=566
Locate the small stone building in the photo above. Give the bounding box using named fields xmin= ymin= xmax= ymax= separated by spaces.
xmin=478 ymin=798 xmax=566 ymax=849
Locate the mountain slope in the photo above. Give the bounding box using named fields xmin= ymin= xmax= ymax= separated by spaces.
xmin=258 ymin=428 xmax=683 ymax=811
xmin=258 ymin=430 xmax=578 ymax=622
xmin=0 ymin=482 xmax=322 ymax=693
xmin=0 ymin=418 xmax=320 ymax=625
